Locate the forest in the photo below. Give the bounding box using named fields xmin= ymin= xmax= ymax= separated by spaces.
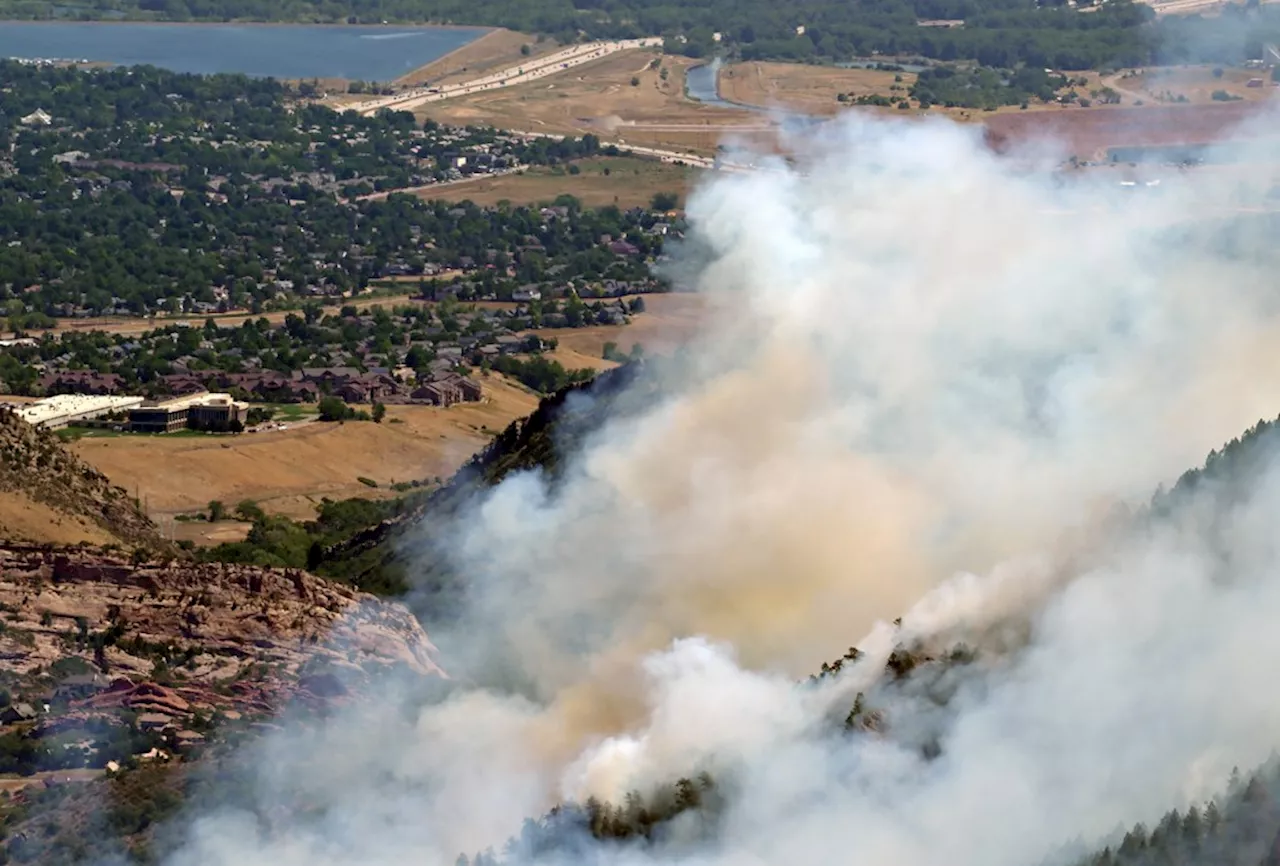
xmin=3 ymin=0 xmax=1279 ymax=69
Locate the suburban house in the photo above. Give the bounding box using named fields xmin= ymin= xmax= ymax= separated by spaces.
xmin=411 ymin=372 xmax=483 ymax=407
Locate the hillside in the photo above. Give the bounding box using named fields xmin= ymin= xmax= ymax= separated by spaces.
xmin=0 ymin=410 xmax=163 ymax=550
xmin=317 ymin=360 xmax=656 ymax=610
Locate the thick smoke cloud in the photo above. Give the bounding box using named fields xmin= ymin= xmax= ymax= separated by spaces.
xmin=162 ymin=108 xmax=1280 ymax=866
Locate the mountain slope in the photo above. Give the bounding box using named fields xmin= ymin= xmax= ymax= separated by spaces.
xmin=0 ymin=410 xmax=165 ymax=550
xmin=460 ymin=410 xmax=1280 ymax=864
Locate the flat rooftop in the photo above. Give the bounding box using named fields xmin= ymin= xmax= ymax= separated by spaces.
xmin=12 ymin=394 xmax=144 ymax=426
xmin=137 ymin=392 xmax=237 ymax=412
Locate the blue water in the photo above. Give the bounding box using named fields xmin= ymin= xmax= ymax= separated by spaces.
xmin=0 ymin=22 xmax=488 ymax=80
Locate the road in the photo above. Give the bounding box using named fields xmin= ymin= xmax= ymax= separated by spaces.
xmin=347 ymin=38 xmax=663 ymax=116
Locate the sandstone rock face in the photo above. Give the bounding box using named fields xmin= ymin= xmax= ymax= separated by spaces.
xmin=0 ymin=544 xmax=446 ymax=717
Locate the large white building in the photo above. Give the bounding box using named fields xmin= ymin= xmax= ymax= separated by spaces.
xmin=5 ymin=395 xmax=145 ymax=430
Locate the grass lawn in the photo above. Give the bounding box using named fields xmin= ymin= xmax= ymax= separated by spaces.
xmin=252 ymin=403 xmax=318 ymax=422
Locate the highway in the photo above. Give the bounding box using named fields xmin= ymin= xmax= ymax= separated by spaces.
xmin=348 ymin=38 xmax=663 ymax=116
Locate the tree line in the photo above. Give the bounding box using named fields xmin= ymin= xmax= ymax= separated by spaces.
xmin=5 ymin=0 xmax=1280 ymax=69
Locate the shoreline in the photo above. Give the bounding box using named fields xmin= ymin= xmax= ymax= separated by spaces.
xmin=0 ymin=19 xmax=495 ymax=32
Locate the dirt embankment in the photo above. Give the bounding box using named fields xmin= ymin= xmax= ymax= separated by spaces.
xmin=395 ymin=28 xmax=556 ymax=88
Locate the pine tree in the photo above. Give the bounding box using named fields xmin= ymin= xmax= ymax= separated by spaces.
xmin=1181 ymin=805 xmax=1203 ymax=844
xmin=1119 ymin=824 xmax=1149 ymax=858
xmin=675 ymin=777 xmax=702 ymax=810
xmin=1204 ymin=800 xmax=1222 ymax=833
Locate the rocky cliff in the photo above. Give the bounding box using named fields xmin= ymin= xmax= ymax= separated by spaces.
xmin=0 ymin=544 xmax=445 ymax=717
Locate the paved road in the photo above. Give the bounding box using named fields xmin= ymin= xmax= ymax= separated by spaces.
xmin=348 ymin=38 xmax=663 ymax=116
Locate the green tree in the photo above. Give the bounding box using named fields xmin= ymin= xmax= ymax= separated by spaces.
xmin=234 ymin=500 xmax=265 ymax=522
xmin=208 ymin=500 xmax=226 ymax=522
xmin=318 ymin=396 xmax=352 ymax=422
xmin=372 ymin=401 xmax=387 ymax=423
xmin=650 ymin=192 xmax=679 ymax=211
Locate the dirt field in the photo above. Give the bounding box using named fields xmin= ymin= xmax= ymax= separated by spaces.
xmin=984 ymin=100 xmax=1278 ymax=160
xmin=72 ymin=376 xmax=539 ymax=522
xmin=395 ymin=28 xmax=557 ymax=88
xmin=162 ymin=516 xmax=254 ymax=547
xmin=419 ymin=50 xmax=769 ymax=157
xmin=422 ymin=156 xmax=702 ymax=208
xmin=720 ymin=62 xmax=912 ymax=114
xmin=1104 ymin=66 xmax=1278 ymax=106
xmin=0 ymin=490 xmax=117 ymax=547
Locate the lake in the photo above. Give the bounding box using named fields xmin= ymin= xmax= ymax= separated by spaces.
xmin=0 ymin=22 xmax=488 ymax=80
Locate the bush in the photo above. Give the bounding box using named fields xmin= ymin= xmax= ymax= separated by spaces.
xmin=357 ymin=477 xmax=379 ymax=488
xmin=650 ymin=191 xmax=678 ymax=211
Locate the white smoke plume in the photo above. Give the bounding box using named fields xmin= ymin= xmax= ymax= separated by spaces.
xmin=160 ymin=108 xmax=1280 ymax=866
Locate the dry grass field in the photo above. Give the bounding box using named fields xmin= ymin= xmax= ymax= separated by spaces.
xmin=71 ymin=375 xmax=539 ymax=522
xmin=0 ymin=491 xmax=117 ymax=547
xmin=423 ymin=156 xmax=702 ymax=208
xmin=419 ymin=50 xmax=770 ymax=157
xmin=720 ymin=62 xmax=912 ymax=114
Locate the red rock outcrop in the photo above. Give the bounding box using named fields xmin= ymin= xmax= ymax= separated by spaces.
xmin=0 ymin=544 xmax=446 ymax=718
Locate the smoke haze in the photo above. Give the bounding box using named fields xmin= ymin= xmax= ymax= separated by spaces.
xmin=162 ymin=109 xmax=1280 ymax=866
